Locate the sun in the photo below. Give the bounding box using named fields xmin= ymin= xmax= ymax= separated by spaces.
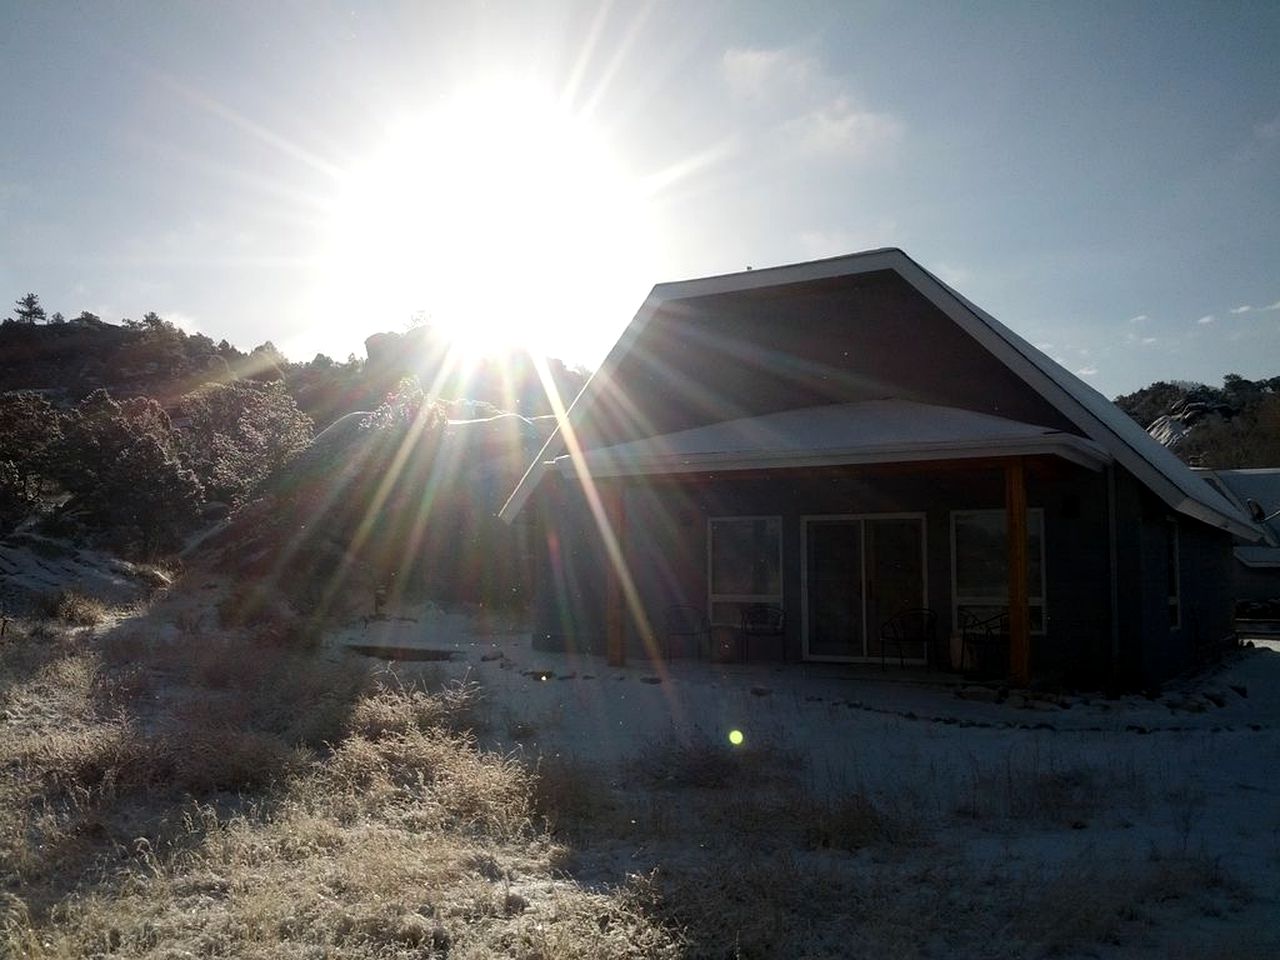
xmin=313 ymin=81 xmax=656 ymax=366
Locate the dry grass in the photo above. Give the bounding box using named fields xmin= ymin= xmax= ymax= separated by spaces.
xmin=954 ymin=741 xmax=1146 ymax=826
xmin=531 ymin=755 xmax=615 ymax=833
xmin=0 ymin=594 xmax=680 ymax=960
xmin=629 ymin=733 xmax=805 ymax=790
xmin=38 ymin=590 xmax=110 ymax=626
xmin=2 ymin=584 xmax=1267 ymax=960
xmin=1007 ymin=851 xmax=1253 ymax=957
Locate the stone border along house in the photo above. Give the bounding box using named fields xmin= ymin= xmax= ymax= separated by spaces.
xmin=500 ymin=249 xmax=1263 ymax=689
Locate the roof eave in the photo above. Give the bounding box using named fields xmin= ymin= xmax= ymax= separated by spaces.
xmin=565 ymin=435 xmax=1111 ymax=479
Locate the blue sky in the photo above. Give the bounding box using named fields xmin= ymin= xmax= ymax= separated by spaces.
xmin=1 ymin=1 xmax=1277 ymax=398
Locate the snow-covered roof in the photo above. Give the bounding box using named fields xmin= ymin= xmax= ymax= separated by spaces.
xmin=501 ymin=248 xmax=1261 ymax=540
xmin=1235 ymin=546 xmax=1280 ymax=569
xmin=1198 ymin=468 xmax=1280 ymax=546
xmin=562 ymin=400 xmax=1110 ymax=478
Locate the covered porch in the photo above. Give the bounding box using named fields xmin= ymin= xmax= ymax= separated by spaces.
xmin=534 ymin=400 xmax=1114 ymax=687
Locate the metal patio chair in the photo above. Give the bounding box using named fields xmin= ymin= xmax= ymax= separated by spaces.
xmin=738 ymin=603 xmax=786 ymax=662
xmin=878 ymin=607 xmax=938 ymax=669
xmin=662 ymin=604 xmax=712 ymax=660
xmin=959 ymin=609 xmax=1010 ymax=677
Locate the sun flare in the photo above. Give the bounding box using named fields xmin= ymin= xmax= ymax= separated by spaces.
xmin=314 ymin=82 xmax=656 ymax=365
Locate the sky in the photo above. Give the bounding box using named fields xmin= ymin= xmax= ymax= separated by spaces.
xmin=1 ymin=0 xmax=1277 ymax=399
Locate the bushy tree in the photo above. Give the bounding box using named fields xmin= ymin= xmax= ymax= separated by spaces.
xmin=0 ymin=391 xmax=64 ymax=501
xmin=175 ymin=380 xmax=313 ymax=505
xmin=57 ymin=390 xmax=203 ymax=555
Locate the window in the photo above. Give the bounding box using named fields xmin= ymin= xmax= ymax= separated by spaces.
xmin=951 ymin=509 xmax=1046 ymax=633
xmin=708 ymin=516 xmax=782 ymax=626
xmin=1166 ymin=518 xmax=1180 ymax=629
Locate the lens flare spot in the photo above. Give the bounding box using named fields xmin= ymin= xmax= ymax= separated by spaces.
xmin=728 ymin=729 xmax=745 ymax=747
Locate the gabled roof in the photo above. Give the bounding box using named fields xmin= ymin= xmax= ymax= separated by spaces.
xmin=501 ymin=248 xmax=1260 ymax=540
xmin=567 ymin=400 xmax=1110 ymax=477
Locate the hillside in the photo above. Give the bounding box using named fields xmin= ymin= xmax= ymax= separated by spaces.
xmin=1115 ymin=374 xmax=1280 ymax=468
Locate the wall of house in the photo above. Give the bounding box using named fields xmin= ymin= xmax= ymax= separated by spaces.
xmin=1113 ymin=472 xmax=1237 ymax=689
xmin=531 ymin=457 xmax=1148 ymax=686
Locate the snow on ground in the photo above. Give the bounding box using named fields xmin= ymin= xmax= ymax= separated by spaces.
xmin=0 ymin=531 xmax=168 ymax=612
xmin=330 ymin=607 xmax=1280 ymax=954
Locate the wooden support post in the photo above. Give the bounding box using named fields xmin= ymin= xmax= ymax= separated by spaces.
xmin=1005 ymin=458 xmax=1031 ymax=686
xmin=603 ymin=482 xmax=626 ymax=667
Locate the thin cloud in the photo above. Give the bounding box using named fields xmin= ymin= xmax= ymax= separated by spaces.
xmin=1142 ymin=336 xmax=1157 ymax=345
xmin=722 ymin=47 xmax=817 ymax=103
xmin=787 ymin=95 xmax=903 ymax=159
xmin=1197 ymin=315 xmax=1215 ymax=325
xmin=1229 ymin=305 xmax=1253 ymax=314
xmin=1264 ymin=300 xmax=1280 ymax=312
xmin=1127 ymin=314 xmax=1148 ymax=324
xmin=722 ymin=45 xmax=903 ymax=160
xmin=1076 ymin=365 xmax=1098 ymax=377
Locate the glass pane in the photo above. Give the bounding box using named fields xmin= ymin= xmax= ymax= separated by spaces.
xmin=866 ymin=518 xmax=925 ymax=658
xmin=806 ymin=521 xmax=864 ymax=657
xmin=955 ymin=511 xmax=1007 ymax=595
xmin=954 ymin=511 xmax=1042 ymax=601
xmin=710 ymin=518 xmax=781 ymax=597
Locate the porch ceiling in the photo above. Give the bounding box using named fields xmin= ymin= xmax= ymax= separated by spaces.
xmin=554 ymin=399 xmax=1112 ymax=478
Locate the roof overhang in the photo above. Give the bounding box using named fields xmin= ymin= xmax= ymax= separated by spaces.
xmin=560 ymin=400 xmax=1111 ymax=479
xmin=1236 ymin=545 xmax=1280 ymax=569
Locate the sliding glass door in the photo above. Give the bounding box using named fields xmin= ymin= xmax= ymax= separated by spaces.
xmin=802 ymin=515 xmax=926 ymax=662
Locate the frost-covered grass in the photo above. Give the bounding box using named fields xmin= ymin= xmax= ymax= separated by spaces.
xmin=4 ymin=586 xmax=1278 ymax=959
xmin=0 ymin=588 xmax=679 ymax=959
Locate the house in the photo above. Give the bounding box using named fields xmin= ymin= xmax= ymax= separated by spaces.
xmin=501 ymin=249 xmax=1261 ymax=689
xmin=1196 ymin=468 xmax=1280 ymax=626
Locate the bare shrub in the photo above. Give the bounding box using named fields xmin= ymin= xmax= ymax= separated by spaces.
xmin=25 ymin=721 xmax=164 ymax=797
xmin=96 ymin=628 xmax=151 ymax=666
xmin=348 ymin=677 xmax=480 ymax=740
xmin=187 ymin=635 xmax=270 ymax=690
xmin=955 ymin=742 xmax=1145 ymax=825
xmin=532 ymin=755 xmax=614 ymax=833
xmin=1011 ymin=852 xmax=1249 ymax=956
xmin=90 ymin=660 xmax=155 ymax=712
xmin=165 ymin=726 xmax=306 ymax=795
xmin=312 ymin=728 xmax=532 ymax=836
xmin=630 ymin=734 xmax=805 ymax=790
xmin=625 ymin=852 xmax=926 ymax=960
xmin=39 ymin=590 xmax=109 ymax=626
xmin=801 ymin=790 xmax=927 ymax=850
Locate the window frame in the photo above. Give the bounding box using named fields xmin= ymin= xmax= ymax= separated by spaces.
xmin=1166 ymin=517 xmax=1181 ymax=630
xmin=707 ymin=515 xmax=784 ymax=627
xmin=950 ymin=508 xmax=1048 ymax=635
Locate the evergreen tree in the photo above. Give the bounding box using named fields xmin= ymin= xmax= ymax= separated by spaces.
xmin=11 ymin=293 xmax=46 ymax=324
